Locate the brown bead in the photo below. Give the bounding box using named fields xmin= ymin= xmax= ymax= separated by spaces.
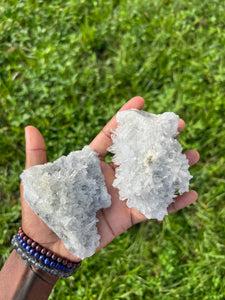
xmin=31 ymin=242 xmax=37 ymax=248
xmin=27 ymin=239 xmax=32 ymax=245
xmin=23 ymin=236 xmax=28 ymax=242
xmin=19 ymin=232 xmax=25 ymax=238
xmin=57 ymin=257 xmax=62 ymax=263
xmin=41 ymin=248 xmax=47 ymax=255
xmin=71 ymin=263 xmax=77 ymax=269
xmin=35 ymin=245 xmax=42 ymax=252
xmin=46 ymin=251 xmax=52 ymax=257
xmin=51 ymin=254 xmax=57 ymax=260
xmin=62 ymin=259 xmax=68 ymax=266
xmin=67 ymin=262 xmax=72 ymax=268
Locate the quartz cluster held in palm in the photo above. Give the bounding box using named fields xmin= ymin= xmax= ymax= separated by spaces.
xmin=20 ymin=109 xmax=192 ymax=259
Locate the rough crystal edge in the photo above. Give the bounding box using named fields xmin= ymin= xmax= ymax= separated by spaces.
xmin=20 ymin=146 xmax=111 ymax=259
xmin=108 ymin=109 xmax=192 ymax=221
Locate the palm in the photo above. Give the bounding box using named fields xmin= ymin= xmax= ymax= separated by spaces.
xmin=96 ymin=161 xmax=133 ymax=251
xmin=21 ymin=97 xmax=199 ymax=261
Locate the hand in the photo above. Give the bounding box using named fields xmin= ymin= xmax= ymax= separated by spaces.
xmin=21 ymin=96 xmax=200 ymax=261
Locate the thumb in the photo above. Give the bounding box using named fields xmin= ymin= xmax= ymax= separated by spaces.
xmin=21 ymin=126 xmax=48 ymax=233
xmin=25 ymin=126 xmax=47 ymax=169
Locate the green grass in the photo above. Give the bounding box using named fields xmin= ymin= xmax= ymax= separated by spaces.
xmin=1 ymin=0 xmax=225 ymax=299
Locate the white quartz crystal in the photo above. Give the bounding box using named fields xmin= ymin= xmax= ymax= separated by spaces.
xmin=20 ymin=146 xmax=111 ymax=259
xmin=108 ymin=109 xmax=192 ymax=221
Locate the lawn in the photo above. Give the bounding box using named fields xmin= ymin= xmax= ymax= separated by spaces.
xmin=0 ymin=0 xmax=225 ymax=299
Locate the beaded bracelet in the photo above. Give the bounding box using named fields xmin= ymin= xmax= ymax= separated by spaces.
xmin=11 ymin=227 xmax=81 ymax=278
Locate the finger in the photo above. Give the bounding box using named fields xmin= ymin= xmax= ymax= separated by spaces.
xmin=130 ymin=149 xmax=199 ymax=223
xmin=129 ymin=207 xmax=148 ymax=225
xmin=21 ymin=126 xmax=48 ymax=233
xmin=21 ymin=129 xmax=61 ymax=252
xmin=178 ymin=119 xmax=185 ymax=132
xmin=25 ymin=126 xmax=47 ymax=169
xmin=167 ymin=190 xmax=198 ymax=214
xmin=89 ymin=96 xmax=145 ymax=159
xmin=174 ymin=119 xmax=186 ymax=138
xmin=185 ymin=150 xmax=200 ymax=166
xmin=130 ymin=189 xmax=198 ymax=224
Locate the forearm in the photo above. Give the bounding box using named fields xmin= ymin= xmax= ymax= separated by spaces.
xmin=0 ymin=250 xmax=58 ymax=300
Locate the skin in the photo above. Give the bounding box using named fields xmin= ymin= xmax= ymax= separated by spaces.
xmin=0 ymin=96 xmax=200 ymax=300
xmin=22 ymin=96 xmax=200 ymax=259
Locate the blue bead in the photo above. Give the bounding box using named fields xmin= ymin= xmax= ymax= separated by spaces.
xmin=22 ymin=242 xmax=27 ymax=248
xmin=17 ymin=234 xmax=20 ymax=238
xmin=39 ymin=255 xmax=45 ymax=262
xmin=19 ymin=239 xmax=23 ymax=245
xmin=50 ymin=261 xmax=56 ymax=268
xmin=29 ymin=248 xmax=35 ymax=256
xmin=44 ymin=258 xmax=50 ymax=265
xmin=25 ymin=245 xmax=31 ymax=252
xmin=55 ymin=263 xmax=61 ymax=270
xmin=60 ymin=265 xmax=65 ymax=271
xmin=34 ymin=252 xmax=40 ymax=259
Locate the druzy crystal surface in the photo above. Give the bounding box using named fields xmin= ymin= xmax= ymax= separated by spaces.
xmin=108 ymin=109 xmax=192 ymax=221
xmin=20 ymin=146 xmax=111 ymax=259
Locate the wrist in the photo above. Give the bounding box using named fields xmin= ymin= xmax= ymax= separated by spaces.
xmin=13 ymin=228 xmax=81 ymax=278
xmin=0 ymin=250 xmax=57 ymax=300
xmin=22 ymin=222 xmax=81 ymax=263
xmin=30 ymin=263 xmax=58 ymax=286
